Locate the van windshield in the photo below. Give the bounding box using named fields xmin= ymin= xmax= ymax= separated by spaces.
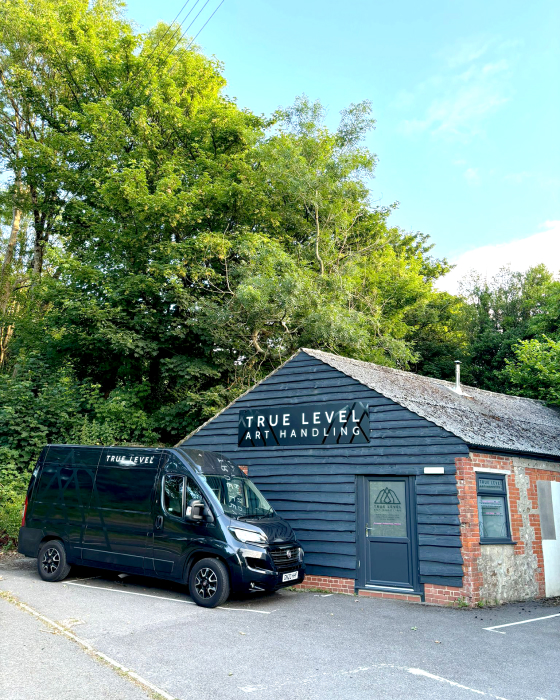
xmin=201 ymin=475 xmax=274 ymax=519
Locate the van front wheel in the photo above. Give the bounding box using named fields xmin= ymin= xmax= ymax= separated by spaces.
xmin=37 ymin=540 xmax=71 ymax=583
xmin=189 ymin=558 xmax=230 ymax=608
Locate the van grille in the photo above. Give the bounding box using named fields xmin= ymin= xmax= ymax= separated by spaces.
xmin=269 ymin=545 xmax=300 ymax=572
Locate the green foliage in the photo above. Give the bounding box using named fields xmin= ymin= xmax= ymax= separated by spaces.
xmin=504 ymin=337 xmax=560 ymax=404
xmin=4 ymin=0 xmax=558 ymax=550
xmin=406 ymin=292 xmax=469 ymax=380
xmin=454 ymin=266 xmax=560 ymax=391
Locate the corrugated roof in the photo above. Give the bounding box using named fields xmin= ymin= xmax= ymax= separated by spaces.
xmin=302 ymin=348 xmax=560 ymax=459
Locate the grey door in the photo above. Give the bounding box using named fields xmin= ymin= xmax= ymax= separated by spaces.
xmin=362 ymin=477 xmax=416 ymax=589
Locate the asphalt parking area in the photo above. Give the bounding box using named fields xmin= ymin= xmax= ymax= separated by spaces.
xmin=1 ymin=555 xmax=559 ymax=700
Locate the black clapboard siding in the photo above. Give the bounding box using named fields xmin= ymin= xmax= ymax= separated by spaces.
xmin=183 ymin=350 xmax=467 ymax=584
xmin=306 ymin=565 xmax=356 ymax=579
xmin=235 ymin=445 xmax=464 ymax=459
xmin=295 ymin=530 xmax=356 ymax=543
xmin=298 ymin=541 xmax=355 ymax=555
xmin=247 ymin=457 xmax=460 ymax=471
xmin=420 ymin=575 xmax=463 ymax=587
xmin=278 ymin=519 xmax=353 ymax=532
xmin=260 ymin=491 xmax=354 ymax=505
xmin=272 ymin=510 xmax=355 ymax=522
xmin=417 ymin=514 xmax=461 ymax=525
xmin=419 ymin=561 xmax=463 ymax=577
xmin=304 ymin=553 xmax=356 ymax=570
xmin=255 ymin=474 xmax=355 ymax=484
xmin=419 ymin=546 xmax=463 ymax=564
xmin=260 ymin=482 xmax=355 ymax=493
xmin=417 ymin=504 xmax=460 ymax=515
xmin=417 ymin=495 xmax=459 ymax=505
xmin=274 ymin=501 xmax=356 ymax=517
xmin=416 ymin=475 xmax=458 ymax=485
xmin=418 ymin=524 xmax=461 ymax=536
xmin=416 ymin=484 xmax=459 ymax=495
xmin=418 ymin=535 xmax=462 ymax=548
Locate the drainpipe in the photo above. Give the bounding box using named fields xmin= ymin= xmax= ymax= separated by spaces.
xmin=454 ymin=360 xmax=463 ymax=395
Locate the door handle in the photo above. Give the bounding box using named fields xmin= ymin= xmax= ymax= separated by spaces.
xmin=155 ymin=515 xmax=163 ymax=530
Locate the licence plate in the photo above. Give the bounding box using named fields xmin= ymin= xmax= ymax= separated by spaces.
xmin=282 ymin=571 xmax=299 ymax=583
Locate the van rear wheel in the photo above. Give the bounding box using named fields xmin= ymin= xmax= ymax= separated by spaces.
xmin=188 ymin=558 xmax=230 ymax=608
xmin=37 ymin=540 xmax=71 ymax=582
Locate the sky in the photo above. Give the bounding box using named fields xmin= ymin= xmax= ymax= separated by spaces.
xmin=126 ymin=0 xmax=560 ymax=292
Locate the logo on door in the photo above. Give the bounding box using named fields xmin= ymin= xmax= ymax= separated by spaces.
xmin=374 ymin=487 xmax=401 ymax=505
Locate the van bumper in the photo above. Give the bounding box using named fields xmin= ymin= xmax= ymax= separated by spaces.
xmin=245 ymin=566 xmax=305 ymax=593
xmin=17 ymin=527 xmax=43 ymax=558
xmin=232 ymin=558 xmax=305 ymax=593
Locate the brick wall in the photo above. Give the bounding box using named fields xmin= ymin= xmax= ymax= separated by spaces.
xmin=425 ymin=452 xmax=560 ymax=606
xmin=295 ymin=575 xmax=355 ymax=595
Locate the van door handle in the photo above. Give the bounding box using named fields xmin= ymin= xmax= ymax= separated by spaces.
xmin=155 ymin=515 xmax=163 ymax=530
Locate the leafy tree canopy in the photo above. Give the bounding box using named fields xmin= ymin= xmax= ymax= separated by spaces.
xmin=2 ymin=0 xmax=558 ymax=530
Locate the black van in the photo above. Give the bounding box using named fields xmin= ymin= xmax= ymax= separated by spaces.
xmin=18 ymin=445 xmax=305 ymax=607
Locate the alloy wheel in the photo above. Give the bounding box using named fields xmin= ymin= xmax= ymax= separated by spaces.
xmin=41 ymin=547 xmax=60 ymax=575
xmin=194 ymin=567 xmax=218 ymax=599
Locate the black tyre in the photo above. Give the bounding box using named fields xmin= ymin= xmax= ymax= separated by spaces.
xmin=37 ymin=540 xmax=71 ymax=582
xmin=188 ymin=558 xmax=230 ymax=608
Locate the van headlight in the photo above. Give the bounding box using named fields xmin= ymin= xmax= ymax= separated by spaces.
xmin=299 ymin=547 xmax=304 ymax=562
xmin=229 ymin=527 xmax=267 ymax=545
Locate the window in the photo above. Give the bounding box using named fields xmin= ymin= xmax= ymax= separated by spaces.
xmin=186 ymin=477 xmax=204 ymax=505
xmin=201 ymin=474 xmax=273 ymax=518
xmin=163 ymin=475 xmax=184 ymax=517
xmin=477 ymin=474 xmax=512 ymax=543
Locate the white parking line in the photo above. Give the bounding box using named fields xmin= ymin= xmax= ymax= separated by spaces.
xmin=65 ymin=581 xmax=273 ymax=613
xmin=238 ymin=663 xmax=513 ymax=699
xmin=484 ymin=613 xmax=560 ymax=634
xmin=66 ymin=581 xmax=196 ymax=604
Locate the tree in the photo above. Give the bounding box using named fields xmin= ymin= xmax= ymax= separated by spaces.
xmin=504 ymin=337 xmax=560 ymax=404
xmin=1 ymin=0 xmax=452 ymax=453
xmin=456 ymin=265 xmax=560 ymax=391
xmin=405 ymin=292 xmax=468 ymax=381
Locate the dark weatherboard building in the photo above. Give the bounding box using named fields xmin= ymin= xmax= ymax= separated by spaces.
xmin=179 ymin=349 xmax=560 ymax=604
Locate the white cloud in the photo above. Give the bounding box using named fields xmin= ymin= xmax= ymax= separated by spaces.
xmin=436 ymin=221 xmax=560 ymax=294
xmin=441 ymin=37 xmax=492 ymax=67
xmin=504 ymin=171 xmax=560 ymax=189
xmin=463 ymin=167 xmax=480 ymax=185
xmin=399 ymin=37 xmax=513 ymax=140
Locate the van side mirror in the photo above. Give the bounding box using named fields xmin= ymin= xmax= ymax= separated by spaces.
xmin=186 ymin=499 xmax=205 ymax=521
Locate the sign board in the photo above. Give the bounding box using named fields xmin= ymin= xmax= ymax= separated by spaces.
xmin=238 ymin=400 xmax=369 ymax=447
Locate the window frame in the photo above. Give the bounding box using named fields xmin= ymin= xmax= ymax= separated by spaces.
xmin=161 ymin=474 xmax=186 ymax=520
xmin=161 ymin=473 xmax=210 ymax=521
xmin=476 ymin=473 xmax=515 ymax=544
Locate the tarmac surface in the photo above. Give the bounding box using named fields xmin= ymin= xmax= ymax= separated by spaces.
xmin=1 ymin=554 xmax=559 ymax=700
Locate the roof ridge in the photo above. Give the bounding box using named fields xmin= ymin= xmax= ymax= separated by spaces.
xmin=300 ymin=347 xmax=547 ymax=406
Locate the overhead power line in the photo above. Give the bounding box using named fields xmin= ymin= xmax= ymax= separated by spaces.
xmin=62 ymin=0 xmax=226 ymax=205
xmin=139 ymin=0 xmax=226 ymax=108
xmin=131 ymin=0 xmax=211 ymax=101
xmin=133 ymin=0 xmax=194 ymax=81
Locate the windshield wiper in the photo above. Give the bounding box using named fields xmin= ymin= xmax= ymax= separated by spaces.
xmin=235 ymin=513 xmax=274 ymax=520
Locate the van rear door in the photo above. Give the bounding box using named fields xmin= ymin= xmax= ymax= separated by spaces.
xmin=81 ymin=448 xmax=162 ymax=573
xmin=29 ymin=446 xmax=102 ymax=556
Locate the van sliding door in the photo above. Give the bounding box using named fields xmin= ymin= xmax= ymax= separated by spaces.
xmin=81 ymin=449 xmax=162 ymax=573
